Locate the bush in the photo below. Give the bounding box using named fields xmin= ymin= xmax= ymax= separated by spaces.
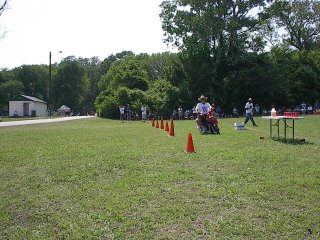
xmin=95 ymin=87 xmax=149 ymax=119
xmin=95 ymin=90 xmax=119 ymax=118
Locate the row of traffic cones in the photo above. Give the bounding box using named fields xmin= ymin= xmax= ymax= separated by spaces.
xmin=151 ymin=117 xmax=175 ymax=136
xmin=151 ymin=117 xmax=195 ymax=153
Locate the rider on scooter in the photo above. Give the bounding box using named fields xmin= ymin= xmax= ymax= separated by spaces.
xmin=195 ymin=95 xmax=212 ymax=133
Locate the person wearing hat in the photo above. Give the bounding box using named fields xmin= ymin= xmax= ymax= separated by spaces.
xmin=244 ymin=98 xmax=258 ymax=126
xmin=195 ymin=95 xmax=212 ymax=132
xmin=196 ymin=95 xmax=211 ymax=114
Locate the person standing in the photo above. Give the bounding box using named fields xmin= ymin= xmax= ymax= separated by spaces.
xmin=178 ymin=106 xmax=183 ymax=120
xmin=192 ymin=106 xmax=197 ymax=119
xmin=126 ymin=104 xmax=132 ymax=121
xmin=171 ymin=109 xmax=177 ymax=120
xmin=119 ymin=105 xmax=125 ymax=122
xmin=244 ymin=98 xmax=258 ymax=126
xmin=216 ymin=105 xmax=222 ymax=118
xmin=255 ymin=104 xmax=260 ymax=116
xmin=307 ymin=105 xmax=313 ymax=114
xmin=232 ymin=107 xmax=238 ymax=117
xmin=141 ymin=105 xmax=147 ymax=122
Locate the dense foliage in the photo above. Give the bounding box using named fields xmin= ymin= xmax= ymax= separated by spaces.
xmin=0 ymin=0 xmax=319 ymax=118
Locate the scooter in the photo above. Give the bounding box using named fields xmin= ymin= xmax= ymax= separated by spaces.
xmin=196 ymin=112 xmax=220 ymax=134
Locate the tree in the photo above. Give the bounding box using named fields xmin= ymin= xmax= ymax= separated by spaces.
xmin=0 ymin=0 xmax=7 ymax=15
xmin=264 ymin=0 xmax=320 ymax=50
xmin=160 ymin=0 xmax=267 ymax=56
xmin=160 ymin=0 xmax=268 ymax=110
xmin=98 ymin=51 xmax=134 ymax=77
xmin=98 ymin=55 xmax=149 ymax=92
xmin=96 ymin=54 xmax=150 ymax=118
xmin=77 ymin=56 xmax=101 ymax=112
xmin=12 ymin=65 xmax=49 ymax=101
xmin=52 ymin=59 xmax=89 ymax=112
xmin=0 ymin=69 xmax=23 ymax=112
xmin=94 ymin=89 xmax=119 ymax=118
xmin=0 ymin=0 xmax=8 ymax=38
xmin=147 ymin=79 xmax=180 ymax=116
xmin=139 ymin=52 xmax=174 ymax=82
xmin=139 ymin=52 xmax=190 ymax=87
xmin=268 ymin=47 xmax=320 ymax=107
xmin=84 ymin=52 xmax=135 ymax=114
xmin=217 ymin=52 xmax=275 ymax=111
xmin=179 ymin=50 xmax=216 ymax=102
xmin=94 ymin=87 xmax=148 ymax=119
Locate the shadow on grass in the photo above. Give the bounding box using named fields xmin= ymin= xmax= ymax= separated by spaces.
xmin=271 ymin=137 xmax=313 ymax=145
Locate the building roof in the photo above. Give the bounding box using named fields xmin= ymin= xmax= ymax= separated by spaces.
xmin=10 ymin=95 xmax=47 ymax=103
xmin=57 ymin=105 xmax=71 ymax=112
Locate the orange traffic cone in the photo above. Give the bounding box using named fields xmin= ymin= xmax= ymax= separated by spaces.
xmin=165 ymin=121 xmax=169 ymax=132
xmin=169 ymin=119 xmax=175 ymax=136
xmin=156 ymin=119 xmax=159 ymax=128
xmin=186 ymin=133 xmax=195 ymax=153
xmin=151 ymin=118 xmax=155 ymax=127
xmin=160 ymin=117 xmax=164 ymax=130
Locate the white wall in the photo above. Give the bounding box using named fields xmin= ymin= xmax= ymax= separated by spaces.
xmin=9 ymin=101 xmax=24 ymax=117
xmin=9 ymin=101 xmax=48 ymax=117
xmin=30 ymin=102 xmax=48 ymax=117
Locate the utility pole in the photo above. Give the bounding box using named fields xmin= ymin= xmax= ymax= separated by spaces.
xmin=48 ymin=51 xmax=52 ymax=111
xmin=48 ymin=51 xmax=62 ymax=115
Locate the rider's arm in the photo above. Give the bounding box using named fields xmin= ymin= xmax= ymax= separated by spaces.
xmin=195 ymin=103 xmax=201 ymax=115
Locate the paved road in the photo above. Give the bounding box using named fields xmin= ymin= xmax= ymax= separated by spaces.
xmin=0 ymin=116 xmax=96 ymax=127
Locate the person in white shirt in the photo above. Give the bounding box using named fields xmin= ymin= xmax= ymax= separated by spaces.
xmin=178 ymin=106 xmax=183 ymax=120
xmin=141 ymin=106 xmax=147 ymax=122
xmin=195 ymin=95 xmax=212 ymax=131
xmin=192 ymin=106 xmax=197 ymax=119
xmin=119 ymin=106 xmax=125 ymax=122
xmin=233 ymin=107 xmax=238 ymax=117
xmin=255 ymin=104 xmax=260 ymax=115
xmin=244 ymin=98 xmax=257 ymax=126
xmin=196 ymin=95 xmax=212 ymax=115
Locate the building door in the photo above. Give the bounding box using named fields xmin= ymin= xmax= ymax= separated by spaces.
xmin=23 ymin=103 xmax=29 ymax=116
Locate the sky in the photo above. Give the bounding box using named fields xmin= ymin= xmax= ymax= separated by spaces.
xmin=0 ymin=0 xmax=176 ymax=69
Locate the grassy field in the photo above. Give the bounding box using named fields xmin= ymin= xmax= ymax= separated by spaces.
xmin=0 ymin=117 xmax=60 ymax=122
xmin=0 ymin=116 xmax=319 ymax=239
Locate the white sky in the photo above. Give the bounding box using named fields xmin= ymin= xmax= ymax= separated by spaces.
xmin=0 ymin=0 xmax=175 ymax=69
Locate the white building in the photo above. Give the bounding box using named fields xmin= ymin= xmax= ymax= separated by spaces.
xmin=9 ymin=95 xmax=48 ymax=117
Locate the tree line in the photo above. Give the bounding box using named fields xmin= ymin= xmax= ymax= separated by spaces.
xmin=1 ymin=0 xmax=319 ymax=118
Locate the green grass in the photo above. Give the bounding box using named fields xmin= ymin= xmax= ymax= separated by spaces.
xmin=0 ymin=116 xmax=319 ymax=239
xmin=0 ymin=116 xmax=60 ymax=122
